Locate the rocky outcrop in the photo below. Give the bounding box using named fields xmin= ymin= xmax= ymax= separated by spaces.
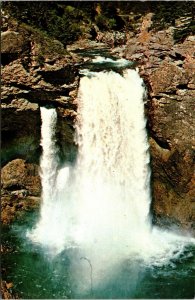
xmin=1 ymin=280 xmax=19 ymax=299
xmin=96 ymin=13 xmax=194 ymax=233
xmin=1 ymin=159 xmax=41 ymax=224
xmin=1 ymin=18 xmax=80 ymax=167
xmin=1 ymin=159 xmax=41 ymax=195
xmin=121 ymin=14 xmax=195 ymax=233
xmin=1 ymin=17 xmax=80 ymax=226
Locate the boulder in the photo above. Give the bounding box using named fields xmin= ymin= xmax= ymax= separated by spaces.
xmin=1 ymin=159 xmax=41 ymax=196
xmin=1 ymin=30 xmax=27 ymax=54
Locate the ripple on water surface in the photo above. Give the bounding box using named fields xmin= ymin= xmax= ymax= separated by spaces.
xmin=2 ymin=215 xmax=195 ymax=299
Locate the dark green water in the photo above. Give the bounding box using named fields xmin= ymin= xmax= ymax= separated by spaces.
xmin=73 ymin=47 xmax=136 ymax=73
xmin=2 ymin=212 xmax=195 ymax=299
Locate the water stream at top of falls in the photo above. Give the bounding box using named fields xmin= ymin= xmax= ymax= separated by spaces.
xmin=27 ymin=57 xmax=195 ymax=294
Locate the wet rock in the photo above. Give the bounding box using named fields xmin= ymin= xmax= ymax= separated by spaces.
xmin=1 ymin=104 xmax=41 ymax=166
xmin=1 ymin=159 xmax=41 ymax=196
xmin=1 ymin=280 xmax=18 ymax=299
xmin=6 ymin=283 xmax=13 ymax=289
xmin=149 ymin=138 xmax=195 ymax=233
xmin=11 ymin=189 xmax=28 ymax=198
xmin=1 ymin=195 xmax=40 ymax=225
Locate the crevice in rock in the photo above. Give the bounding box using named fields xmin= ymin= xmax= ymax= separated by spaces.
xmin=38 ymin=99 xmax=76 ymax=110
xmin=8 ymin=83 xmax=35 ymax=91
xmin=5 ymin=184 xmax=25 ymax=191
xmin=150 ymin=133 xmax=171 ymax=150
xmin=1 ymin=53 xmax=19 ymax=66
xmin=1 ymin=130 xmax=16 ymax=141
xmin=156 ymin=90 xmax=178 ymax=97
xmin=153 ymin=95 xmax=162 ymax=100
xmin=159 ymin=54 xmax=166 ymax=59
xmin=176 ymin=84 xmax=188 ymax=89
xmin=169 ymin=52 xmax=185 ymax=61
xmin=25 ymin=89 xmax=71 ymax=100
xmin=2 ymin=86 xmax=77 ymax=109
xmin=9 ymin=82 xmax=74 ymax=96
xmin=37 ymin=66 xmax=79 ymax=86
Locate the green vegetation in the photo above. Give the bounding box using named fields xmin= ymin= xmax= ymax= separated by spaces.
xmin=3 ymin=1 xmax=195 ymax=45
xmin=3 ymin=2 xmax=84 ymax=45
xmin=151 ymin=2 xmax=195 ymax=42
xmin=2 ymin=2 xmax=126 ymax=45
xmin=174 ymin=19 xmax=195 ymax=42
xmin=19 ymin=23 xmax=68 ymax=66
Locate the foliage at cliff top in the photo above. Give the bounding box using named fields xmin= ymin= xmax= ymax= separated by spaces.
xmin=3 ymin=1 xmax=195 ymax=45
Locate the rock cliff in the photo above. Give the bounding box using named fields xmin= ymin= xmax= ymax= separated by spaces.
xmin=123 ymin=13 xmax=195 ymax=233
xmin=1 ymin=15 xmax=79 ymax=225
xmin=1 ymin=7 xmax=194 ymax=234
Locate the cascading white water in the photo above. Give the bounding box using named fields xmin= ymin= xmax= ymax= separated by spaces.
xmin=28 ymin=107 xmax=71 ymax=253
xmin=68 ymin=68 xmax=154 ymax=288
xmin=28 ymin=58 xmax=194 ymax=292
xmin=73 ymin=68 xmax=151 ymax=249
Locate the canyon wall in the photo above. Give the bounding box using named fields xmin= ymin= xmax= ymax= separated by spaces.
xmin=123 ymin=13 xmax=195 ymax=233
xmin=1 ymin=7 xmax=194 ymax=234
xmin=1 ymin=17 xmax=79 ymax=224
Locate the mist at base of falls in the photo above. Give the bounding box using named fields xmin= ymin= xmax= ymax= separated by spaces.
xmin=27 ymin=60 xmax=195 ymax=296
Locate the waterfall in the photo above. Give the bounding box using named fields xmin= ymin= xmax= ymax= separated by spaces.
xmin=28 ymin=107 xmax=71 ymax=253
xmin=73 ymin=69 xmax=151 ymax=249
xmin=28 ymin=59 xmax=194 ymax=292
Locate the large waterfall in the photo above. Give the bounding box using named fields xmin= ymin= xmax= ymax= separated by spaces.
xmin=28 ymin=59 xmax=194 ymax=295
xmin=74 ymin=69 xmax=151 ymax=249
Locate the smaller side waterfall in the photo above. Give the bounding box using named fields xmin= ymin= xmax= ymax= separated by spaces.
xmin=28 ymin=107 xmax=71 ymax=253
xmin=39 ymin=107 xmax=58 ymax=214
